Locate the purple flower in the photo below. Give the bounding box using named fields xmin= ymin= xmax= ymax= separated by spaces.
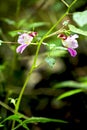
xmin=67 ymin=48 xmax=77 ymax=57
xmin=59 ymin=34 xmax=79 ymax=57
xmin=16 ymin=32 xmax=37 ymax=53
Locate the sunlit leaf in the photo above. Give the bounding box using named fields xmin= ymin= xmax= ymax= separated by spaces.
xmin=0 ymin=65 xmax=5 ymax=70
xmin=1 ymin=114 xmax=23 ymax=124
xmin=8 ymin=31 xmax=19 ymax=37
xmin=80 ymin=24 xmax=87 ymax=31
xmin=0 ymin=124 xmax=4 ymax=127
xmin=53 ymin=80 xmax=87 ymax=89
xmin=0 ymin=40 xmax=3 ymax=45
xmin=68 ymin=24 xmax=87 ymax=36
xmin=73 ymin=10 xmax=87 ymax=27
xmin=57 ymin=89 xmax=82 ymax=100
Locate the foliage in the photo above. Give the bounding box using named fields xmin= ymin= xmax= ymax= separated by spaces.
xmin=0 ymin=0 xmax=87 ymax=130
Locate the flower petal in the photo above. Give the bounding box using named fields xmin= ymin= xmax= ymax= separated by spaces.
xmin=64 ymin=36 xmax=78 ymax=49
xmin=17 ymin=33 xmax=33 ymax=44
xmin=71 ymin=34 xmax=79 ymax=39
xmin=16 ymin=44 xmax=28 ymax=53
xmin=67 ymin=48 xmax=77 ymax=57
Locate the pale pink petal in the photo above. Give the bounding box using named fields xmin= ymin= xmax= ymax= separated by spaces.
xmin=64 ymin=36 xmax=78 ymax=49
xmin=16 ymin=32 xmax=37 ymax=54
xmin=71 ymin=34 xmax=79 ymax=39
xmin=67 ymin=48 xmax=77 ymax=57
xmin=18 ymin=33 xmax=33 ymax=44
xmin=16 ymin=44 xmax=28 ymax=53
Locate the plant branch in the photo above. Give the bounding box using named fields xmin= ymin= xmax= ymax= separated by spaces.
xmin=12 ymin=0 xmax=77 ymax=129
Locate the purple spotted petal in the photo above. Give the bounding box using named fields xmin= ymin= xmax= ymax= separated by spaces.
xmin=67 ymin=48 xmax=77 ymax=57
xmin=16 ymin=44 xmax=28 ymax=53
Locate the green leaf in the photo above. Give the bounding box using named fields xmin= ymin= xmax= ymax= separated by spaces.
xmin=8 ymin=30 xmax=29 ymax=37
xmin=22 ymin=123 xmax=29 ymax=130
xmin=53 ymin=80 xmax=87 ymax=89
xmin=80 ymin=24 xmax=87 ymax=31
xmin=49 ymin=50 xmax=67 ymax=57
xmin=1 ymin=114 xmax=23 ymax=124
xmin=45 ymin=57 xmax=56 ymax=68
xmin=14 ymin=117 xmax=67 ymax=130
xmin=73 ymin=10 xmax=87 ymax=27
xmin=23 ymin=117 xmax=67 ymax=124
xmin=1 ymin=18 xmax=16 ymax=26
xmin=0 ymin=40 xmax=3 ymax=45
xmin=17 ymin=19 xmax=27 ymax=28
xmin=0 ymin=124 xmax=4 ymax=127
xmin=68 ymin=24 xmax=87 ymax=36
xmin=57 ymin=89 xmax=82 ymax=100
xmin=78 ymin=76 xmax=87 ymax=82
xmin=8 ymin=31 xmax=19 ymax=37
xmin=6 ymin=114 xmax=22 ymax=120
xmin=26 ymin=22 xmax=49 ymax=29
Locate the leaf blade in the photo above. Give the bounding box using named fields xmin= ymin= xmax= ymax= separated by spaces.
xmin=68 ymin=24 xmax=87 ymax=36
xmin=57 ymin=89 xmax=82 ymax=100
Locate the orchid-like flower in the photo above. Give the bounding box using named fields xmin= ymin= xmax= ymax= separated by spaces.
xmin=58 ymin=34 xmax=79 ymax=57
xmin=16 ymin=32 xmax=37 ymax=53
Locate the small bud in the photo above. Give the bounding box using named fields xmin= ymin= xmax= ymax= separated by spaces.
xmin=58 ymin=34 xmax=67 ymax=40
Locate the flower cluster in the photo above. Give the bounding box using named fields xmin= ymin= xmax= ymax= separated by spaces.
xmin=58 ymin=34 xmax=79 ymax=57
xmin=16 ymin=32 xmax=37 ymax=53
xmin=16 ymin=31 xmax=79 ymax=57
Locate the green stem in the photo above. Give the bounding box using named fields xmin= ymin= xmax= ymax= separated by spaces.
xmin=61 ymin=0 xmax=69 ymax=7
xmin=12 ymin=0 xmax=77 ymax=129
xmin=16 ymin=0 xmax=22 ymax=18
xmin=15 ymin=11 xmax=68 ymax=114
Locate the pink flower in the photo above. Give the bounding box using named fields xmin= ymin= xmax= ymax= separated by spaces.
xmin=58 ymin=34 xmax=79 ymax=57
xmin=16 ymin=32 xmax=37 ymax=53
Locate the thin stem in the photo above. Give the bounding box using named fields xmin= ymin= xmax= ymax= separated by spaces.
xmin=2 ymin=41 xmax=17 ymax=44
xmin=45 ymin=28 xmax=65 ymax=38
xmin=67 ymin=0 xmax=77 ymax=13
xmin=61 ymin=0 xmax=69 ymax=7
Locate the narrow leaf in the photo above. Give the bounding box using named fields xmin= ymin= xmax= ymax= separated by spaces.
xmin=57 ymin=89 xmax=82 ymax=100
xmin=27 ymin=22 xmax=49 ymax=29
xmin=53 ymin=80 xmax=87 ymax=89
xmin=1 ymin=18 xmax=16 ymax=25
xmin=23 ymin=117 xmax=67 ymax=124
xmin=14 ymin=117 xmax=66 ymax=130
xmin=0 ymin=40 xmax=3 ymax=45
xmin=1 ymin=114 xmax=23 ymax=124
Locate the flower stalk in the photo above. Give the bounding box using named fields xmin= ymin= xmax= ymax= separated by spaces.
xmin=12 ymin=0 xmax=77 ymax=129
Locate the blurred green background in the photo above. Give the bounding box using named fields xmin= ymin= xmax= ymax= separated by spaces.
xmin=0 ymin=0 xmax=87 ymax=130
